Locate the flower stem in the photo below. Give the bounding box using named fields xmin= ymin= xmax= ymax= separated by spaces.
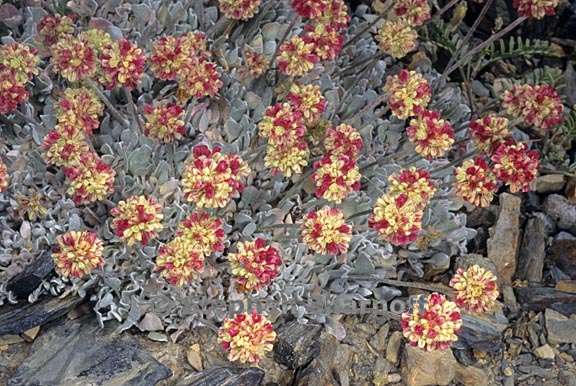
xmin=87 ymin=80 xmax=129 ymax=129
xmin=124 ymin=87 xmax=144 ymax=134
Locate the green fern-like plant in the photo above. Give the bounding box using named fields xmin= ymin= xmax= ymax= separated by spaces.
xmin=479 ymin=36 xmax=555 ymax=72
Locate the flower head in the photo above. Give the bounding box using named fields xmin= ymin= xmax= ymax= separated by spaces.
xmin=407 ymin=109 xmax=455 ymax=158
xmin=401 ymin=292 xmax=462 ymax=351
xmin=143 ymin=102 xmax=186 ymax=143
xmin=52 ymin=36 xmax=96 ymax=82
xmin=218 ymin=311 xmax=276 ymax=364
xmin=449 ymin=265 xmax=499 ymax=313
xmin=259 ymin=103 xmax=307 ymax=145
xmin=228 ymin=239 xmax=282 ymax=292
xmin=64 ymin=152 xmax=115 ymax=204
xmin=393 ymin=0 xmax=431 ymax=27
xmin=277 ymin=36 xmax=318 ymax=77
xmin=14 ymin=191 xmax=48 ymax=221
xmin=304 ymin=23 xmax=344 ymax=61
xmin=324 ymin=124 xmax=364 ymax=158
xmin=454 ymin=157 xmax=497 ymax=207
xmin=0 ymin=43 xmax=40 ymax=84
xmin=313 ymin=154 xmax=361 ymax=203
xmin=286 ymin=83 xmax=326 ymax=125
xmin=219 ymin=0 xmax=262 ymax=20
xmin=491 ymin=140 xmax=540 ymax=193
xmin=180 ymin=31 xmax=209 ymax=57
xmin=175 ymin=211 xmax=225 ymax=256
xmin=110 ymin=195 xmax=164 ymax=246
xmin=150 ymin=35 xmax=191 ymax=81
xmin=301 ymin=207 xmax=352 ymax=254
xmin=52 ymin=231 xmax=104 ymax=278
xmin=99 ymin=39 xmax=146 ymax=90
xmin=384 ymin=70 xmax=431 ymax=120
xmin=265 ymin=140 xmax=310 ymax=177
xmin=56 ymin=87 xmax=104 ymax=135
xmin=79 ymin=29 xmax=113 ymax=54
xmin=156 ymin=236 xmax=204 ymax=286
xmin=512 ymin=0 xmax=560 ymax=19
xmin=181 ymin=145 xmax=250 ymax=208
xmin=377 ymin=19 xmax=418 ymax=59
xmin=0 ymin=70 xmax=29 ymax=114
xmin=291 ymin=0 xmax=330 ymax=19
xmin=176 ymin=57 xmax=222 ymax=102
xmin=315 ymin=0 xmax=350 ymax=29
xmin=242 ymin=49 xmax=268 ymax=77
xmin=0 ymin=161 xmax=8 ymax=192
xmin=387 ymin=167 xmax=436 ymax=210
xmin=37 ymin=15 xmax=75 ymax=47
xmin=369 ymin=193 xmax=423 ymax=245
xmin=503 ymin=84 xmax=564 ymax=131
xmin=469 ymin=115 xmax=510 ymax=153
xmin=42 ymin=125 xmax=90 ymax=167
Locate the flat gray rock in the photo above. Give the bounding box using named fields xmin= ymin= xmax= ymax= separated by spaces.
xmin=7 ymin=319 xmax=171 ymax=386
xmin=179 ymin=367 xmax=265 ymax=386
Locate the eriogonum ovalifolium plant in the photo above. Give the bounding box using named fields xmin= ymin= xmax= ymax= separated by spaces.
xmin=0 ymin=0 xmax=566 ymax=362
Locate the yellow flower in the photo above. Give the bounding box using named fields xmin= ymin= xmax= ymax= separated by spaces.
xmin=218 ymin=312 xmax=276 ymax=364
xmin=264 ymin=140 xmax=310 ymax=177
xmin=52 ymin=231 xmax=104 ymax=278
xmin=454 ymin=157 xmax=497 ymax=207
xmin=377 ymin=20 xmax=418 ymax=59
xmin=228 ymin=239 xmax=282 ymax=292
xmin=156 ymin=236 xmax=204 ymax=286
xmin=384 ymin=69 xmax=431 ymax=120
xmin=449 ymin=265 xmax=499 ymax=313
xmin=0 ymin=161 xmax=9 ymax=192
xmin=277 ymin=36 xmax=318 ymax=77
xmin=301 ymin=207 xmax=352 ymax=255
xmin=407 ymin=108 xmax=455 ymax=159
xmin=110 ymin=195 xmax=164 ymax=246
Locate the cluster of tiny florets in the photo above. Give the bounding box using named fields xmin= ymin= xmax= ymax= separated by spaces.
xmin=110 ymin=195 xmax=164 ymax=246
xmin=387 ymin=167 xmax=436 ymax=210
xmin=393 ymin=0 xmax=431 ymax=27
xmin=52 ymin=36 xmax=97 ymax=82
xmin=407 ymin=108 xmax=455 ymax=159
xmin=377 ymin=20 xmax=418 ymax=59
xmin=449 ymin=265 xmax=499 ymax=313
xmin=491 ymin=140 xmax=540 ymax=193
xmin=219 ymin=0 xmax=262 ymax=20
xmin=324 ymin=124 xmax=364 ymax=158
xmin=175 ymin=211 xmax=226 ymax=256
xmin=99 ymin=39 xmax=146 ymax=90
xmin=0 ymin=161 xmax=9 ymax=192
xmin=401 ymin=292 xmax=462 ymax=351
xmin=512 ymin=0 xmax=560 ymax=19
xmin=156 ymin=236 xmax=205 ymax=286
xmin=278 ymin=36 xmax=319 ymax=77
xmin=143 ymin=102 xmax=186 ymax=143
xmin=42 ymin=125 xmax=90 ymax=168
xmin=52 ymin=231 xmax=104 ymax=278
xmin=303 ymin=23 xmax=345 ymax=61
xmin=286 ymin=83 xmax=327 ymax=125
xmin=313 ymin=154 xmax=361 ymax=203
xmin=218 ymin=311 xmax=277 ymax=364
xmin=177 ymin=57 xmax=224 ymax=102
xmin=0 ymin=43 xmax=39 ymax=114
xmin=79 ymin=29 xmax=113 ymax=54
xmin=63 ymin=152 xmax=116 ymax=205
xmin=469 ymin=115 xmax=510 ymax=153
xmin=228 ymin=239 xmax=282 ymax=292
xmin=37 ymin=14 xmax=75 ymax=47
xmin=242 ymin=49 xmax=268 ymax=77
xmin=503 ymin=83 xmax=564 ymax=131
xmin=56 ymin=87 xmax=104 ymax=135
xmin=301 ymin=207 xmax=352 ymax=255
xmin=181 ymin=145 xmax=250 ymax=208
xmin=384 ymin=70 xmax=432 ymax=120
xmin=454 ymin=157 xmax=498 ymax=207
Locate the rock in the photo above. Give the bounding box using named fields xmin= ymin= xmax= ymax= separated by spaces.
xmin=372 ymin=356 xmax=392 ymax=386
xmin=402 ymin=345 xmax=457 ymax=386
xmin=273 ymin=321 xmax=321 ymax=369
xmin=369 ymin=323 xmax=389 ymax=351
xmin=0 ymin=295 xmax=81 ymax=336
xmin=138 ymin=313 xmax=164 ymax=332
xmin=8 ymin=319 xmax=172 ymax=386
xmin=457 ymin=313 xmax=508 ymax=352
xmin=516 ymin=287 xmax=576 ymax=316
xmin=487 ymin=193 xmax=521 ymax=285
xmin=517 ymin=216 xmax=546 ymax=282
xmin=536 ymin=174 xmax=566 ymax=193
xmin=545 ymin=309 xmax=576 ymax=344
xmin=466 ymin=206 xmax=497 ymax=228
xmin=0 ymin=334 xmax=24 ymax=345
xmin=180 ymin=367 xmax=265 ymax=386
xmin=544 ymin=194 xmax=576 ymax=234
xmin=534 ymin=344 xmax=555 ymax=360
xmin=455 ymin=254 xmax=497 ymax=273
xmin=388 ymin=373 xmax=402 ymax=383
xmin=502 ymin=286 xmax=519 ymax=312
xmin=454 ymin=363 xmax=489 ymax=386
xmin=385 ymin=331 xmax=403 ymax=364
xmin=21 ymin=326 xmax=40 ymax=342
xmin=549 ymin=239 xmax=576 ymax=279
xmin=559 ymin=370 xmax=576 ymax=386
xmin=556 ymin=281 xmax=576 ymax=293
xmin=6 ymin=252 xmax=54 ymax=299
xmin=186 ymin=343 xmax=203 ymax=371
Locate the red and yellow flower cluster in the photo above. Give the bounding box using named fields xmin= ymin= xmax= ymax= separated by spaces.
xmin=228 ymin=239 xmax=282 ymax=292
xmin=57 ymin=87 xmax=104 ymax=135
xmin=512 ymin=0 xmax=560 ymax=19
xmin=449 ymin=265 xmax=499 ymax=313
xmin=42 ymin=125 xmax=90 ymax=167
xmin=155 ymin=211 xmax=225 ymax=286
xmin=301 ymin=207 xmax=352 ymax=255
xmin=401 ymin=292 xmax=462 ymax=351
xmin=63 ymin=152 xmax=116 ymax=204
xmin=218 ymin=311 xmax=276 ymax=364
xmin=377 ymin=20 xmax=418 ymax=59
xmin=37 ymin=14 xmax=75 ymax=47
xmin=454 ymin=158 xmax=498 ymax=207
xmin=407 ymin=108 xmax=455 ymax=159
xmin=99 ymin=39 xmax=146 ymax=90
xmin=491 ymin=140 xmax=540 ymax=193
xmin=393 ymin=0 xmax=431 ymax=27
xmin=110 ymin=195 xmax=164 ymax=246
xmin=0 ymin=161 xmax=8 ymax=192
xmin=0 ymin=43 xmax=39 ymax=114
xmin=286 ymin=83 xmax=327 ymax=125
xmin=181 ymin=145 xmax=250 ymax=208
xmin=469 ymin=114 xmax=510 ymax=153
xmin=150 ymin=32 xmax=222 ymax=102
xmin=384 ymin=70 xmax=432 ymax=120
xmin=279 ymin=0 xmax=349 ymax=76
xmin=143 ymin=102 xmax=186 ymax=143
xmin=52 ymin=231 xmax=104 ymax=278
xmin=242 ymin=49 xmax=268 ymax=77
xmin=369 ymin=168 xmax=434 ymax=245
xmin=218 ymin=0 xmax=262 ymax=20
xmin=503 ymin=83 xmax=564 ymax=131
xmin=324 ymin=124 xmax=364 ymax=157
